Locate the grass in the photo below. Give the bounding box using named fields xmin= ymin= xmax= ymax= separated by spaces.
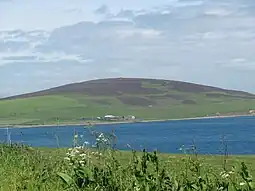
xmin=0 ymin=143 xmax=254 ymax=191
xmin=0 ymin=127 xmax=254 ymax=190
xmin=0 ymin=94 xmax=255 ymax=126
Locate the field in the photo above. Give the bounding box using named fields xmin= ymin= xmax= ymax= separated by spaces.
xmin=0 ymin=143 xmax=254 ymax=191
xmin=0 ymin=78 xmax=255 ymax=126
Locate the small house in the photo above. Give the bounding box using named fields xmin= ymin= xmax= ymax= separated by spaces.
xmin=104 ymin=115 xmax=120 ymax=121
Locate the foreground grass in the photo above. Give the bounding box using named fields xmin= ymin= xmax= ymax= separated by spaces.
xmin=0 ymin=144 xmax=254 ymax=191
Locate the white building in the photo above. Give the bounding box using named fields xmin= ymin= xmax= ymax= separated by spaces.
xmin=249 ymin=110 xmax=255 ymax=114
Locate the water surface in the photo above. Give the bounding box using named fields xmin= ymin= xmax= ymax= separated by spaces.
xmin=0 ymin=116 xmax=254 ymax=154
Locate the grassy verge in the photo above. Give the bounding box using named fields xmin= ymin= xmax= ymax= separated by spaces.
xmin=0 ymin=144 xmax=254 ymax=191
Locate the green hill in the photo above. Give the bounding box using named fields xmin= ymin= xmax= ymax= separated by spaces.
xmin=0 ymin=78 xmax=255 ymax=126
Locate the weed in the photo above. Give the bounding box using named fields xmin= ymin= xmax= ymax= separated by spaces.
xmin=0 ymin=131 xmax=254 ymax=190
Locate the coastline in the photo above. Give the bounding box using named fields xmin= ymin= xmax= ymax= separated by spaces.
xmin=0 ymin=114 xmax=254 ymax=129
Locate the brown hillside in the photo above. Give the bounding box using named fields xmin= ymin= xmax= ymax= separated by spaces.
xmin=1 ymin=78 xmax=254 ymax=100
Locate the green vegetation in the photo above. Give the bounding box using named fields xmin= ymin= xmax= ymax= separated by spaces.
xmin=0 ymin=143 xmax=254 ymax=191
xmin=0 ymin=78 xmax=255 ymax=126
xmin=0 ymin=95 xmax=254 ymax=126
xmin=1 ymin=128 xmax=254 ymax=190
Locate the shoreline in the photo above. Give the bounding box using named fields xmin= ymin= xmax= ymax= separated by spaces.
xmin=0 ymin=114 xmax=254 ymax=129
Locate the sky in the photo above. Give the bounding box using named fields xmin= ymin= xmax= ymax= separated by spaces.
xmin=0 ymin=0 xmax=255 ymax=97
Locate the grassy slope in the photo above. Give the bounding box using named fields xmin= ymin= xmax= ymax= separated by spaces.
xmin=0 ymin=95 xmax=254 ymax=125
xmin=0 ymin=78 xmax=255 ymax=125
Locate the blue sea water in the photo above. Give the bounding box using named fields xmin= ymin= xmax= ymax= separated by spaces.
xmin=0 ymin=116 xmax=254 ymax=155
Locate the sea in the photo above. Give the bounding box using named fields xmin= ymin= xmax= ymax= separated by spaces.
xmin=0 ymin=116 xmax=254 ymax=155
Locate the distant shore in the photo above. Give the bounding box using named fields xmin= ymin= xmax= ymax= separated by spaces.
xmin=0 ymin=114 xmax=254 ymax=129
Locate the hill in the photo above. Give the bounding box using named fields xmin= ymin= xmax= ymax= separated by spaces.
xmin=0 ymin=78 xmax=255 ymax=126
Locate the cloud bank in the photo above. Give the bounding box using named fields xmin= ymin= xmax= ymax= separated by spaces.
xmin=0 ymin=0 xmax=255 ymax=96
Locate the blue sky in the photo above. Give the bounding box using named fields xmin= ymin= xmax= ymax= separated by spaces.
xmin=0 ymin=0 xmax=255 ymax=96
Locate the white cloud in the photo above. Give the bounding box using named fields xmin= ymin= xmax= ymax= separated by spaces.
xmin=0 ymin=0 xmax=255 ymax=96
xmin=0 ymin=51 xmax=93 ymax=66
xmin=0 ymin=0 xmax=178 ymax=30
xmin=219 ymin=58 xmax=255 ymax=71
xmin=204 ymin=8 xmax=233 ymax=17
xmin=116 ymin=28 xmax=162 ymax=39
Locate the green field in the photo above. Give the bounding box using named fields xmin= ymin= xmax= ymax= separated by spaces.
xmin=0 ymin=144 xmax=254 ymax=191
xmin=0 ymin=78 xmax=255 ymax=126
xmin=0 ymin=94 xmax=255 ymax=126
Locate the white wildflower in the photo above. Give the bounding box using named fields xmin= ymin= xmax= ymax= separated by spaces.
xmin=64 ymin=157 xmax=70 ymax=161
xmin=103 ymin=138 xmax=108 ymax=143
xmin=222 ymin=173 xmax=229 ymax=178
xmin=80 ymin=153 xmax=86 ymax=157
xmin=74 ymin=149 xmax=80 ymax=154
xmin=220 ymin=171 xmax=230 ymax=179
xmin=239 ymin=182 xmax=245 ymax=186
xmin=67 ymin=152 xmax=75 ymax=157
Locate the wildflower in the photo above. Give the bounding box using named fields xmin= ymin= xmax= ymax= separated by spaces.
xmin=220 ymin=171 xmax=230 ymax=179
xmin=103 ymin=138 xmax=108 ymax=143
xmin=239 ymin=182 xmax=245 ymax=186
xmin=80 ymin=153 xmax=86 ymax=157
xmin=83 ymin=141 xmax=90 ymax=145
xmin=67 ymin=152 xmax=75 ymax=157
xmin=64 ymin=157 xmax=70 ymax=161
xmin=179 ymin=145 xmax=185 ymax=149
xmin=74 ymin=149 xmax=80 ymax=154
